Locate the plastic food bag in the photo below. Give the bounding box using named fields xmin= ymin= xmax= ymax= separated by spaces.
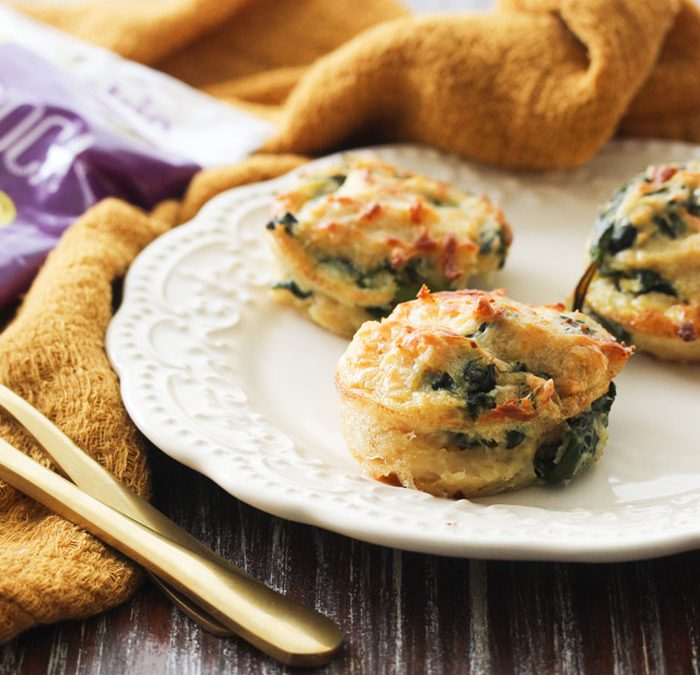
xmin=0 ymin=8 xmax=274 ymax=310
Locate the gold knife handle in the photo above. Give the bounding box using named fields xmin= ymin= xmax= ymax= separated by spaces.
xmin=0 ymin=438 xmax=343 ymax=667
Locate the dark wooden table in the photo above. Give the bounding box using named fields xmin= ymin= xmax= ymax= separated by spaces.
xmin=1 ymin=436 xmax=699 ymax=675
xmin=6 ymin=0 xmax=698 ymax=670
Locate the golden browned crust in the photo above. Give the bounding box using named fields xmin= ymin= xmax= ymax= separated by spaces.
xmin=336 ymin=289 xmax=632 ymax=498
xmin=265 ymin=156 xmax=512 ymax=337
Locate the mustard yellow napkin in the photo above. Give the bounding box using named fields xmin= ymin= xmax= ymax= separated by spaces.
xmin=21 ymin=0 xmax=700 ymax=167
xmin=3 ymin=0 xmax=700 ymax=642
xmin=0 ymin=199 xmax=172 ymax=640
xmin=0 ymin=155 xmax=304 ymax=642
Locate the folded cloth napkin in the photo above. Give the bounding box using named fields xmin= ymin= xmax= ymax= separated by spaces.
xmin=0 ymin=155 xmax=304 ymax=642
xmin=2 ymin=0 xmax=700 ymax=641
xmin=21 ymin=0 xmax=700 ymax=167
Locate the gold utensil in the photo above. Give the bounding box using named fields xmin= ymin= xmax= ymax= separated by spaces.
xmin=0 ymin=383 xmax=233 ymax=636
xmin=0 ymin=386 xmax=342 ymax=667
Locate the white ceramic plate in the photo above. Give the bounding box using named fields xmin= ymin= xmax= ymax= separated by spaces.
xmin=107 ymin=142 xmax=700 ymax=562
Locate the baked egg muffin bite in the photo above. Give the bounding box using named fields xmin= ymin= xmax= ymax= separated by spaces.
xmin=336 ymin=288 xmax=632 ymax=499
xmin=575 ymin=162 xmax=700 ymax=361
xmin=265 ymin=157 xmax=512 ymax=337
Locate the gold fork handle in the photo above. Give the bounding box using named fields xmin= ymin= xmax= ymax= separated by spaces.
xmin=0 ymin=438 xmax=343 ymax=667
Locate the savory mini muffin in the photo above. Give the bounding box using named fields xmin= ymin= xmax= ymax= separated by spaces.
xmin=266 ymin=157 xmax=512 ymax=337
xmin=336 ymin=288 xmax=632 ymax=498
xmin=576 ymin=162 xmax=700 ymax=361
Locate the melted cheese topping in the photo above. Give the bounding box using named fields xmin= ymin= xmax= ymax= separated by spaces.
xmin=266 ymin=157 xmax=512 ymax=334
xmin=336 ymin=289 xmax=631 ymax=497
xmin=338 ymin=288 xmax=631 ymax=426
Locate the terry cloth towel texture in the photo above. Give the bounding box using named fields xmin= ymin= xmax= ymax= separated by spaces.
xmin=2 ymin=0 xmax=700 ymax=641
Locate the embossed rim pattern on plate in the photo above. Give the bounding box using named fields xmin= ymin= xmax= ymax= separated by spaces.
xmin=108 ymin=142 xmax=700 ymax=562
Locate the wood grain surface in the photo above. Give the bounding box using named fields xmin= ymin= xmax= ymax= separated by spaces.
xmin=1 ymin=438 xmax=699 ymax=675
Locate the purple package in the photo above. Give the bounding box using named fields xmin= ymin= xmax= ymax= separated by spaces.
xmin=0 ymin=45 xmax=200 ymax=309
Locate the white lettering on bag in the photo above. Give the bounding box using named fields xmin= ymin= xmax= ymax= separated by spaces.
xmin=0 ymin=87 xmax=95 ymax=188
xmin=0 ymin=100 xmax=45 ymax=153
